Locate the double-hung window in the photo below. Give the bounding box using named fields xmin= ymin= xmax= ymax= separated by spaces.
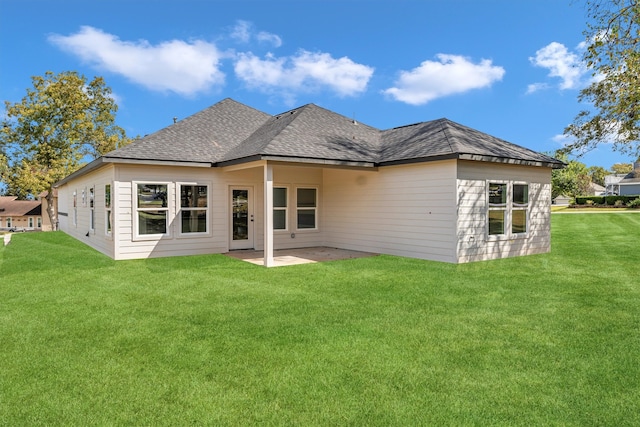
xmin=89 ymin=186 xmax=95 ymax=232
xmin=105 ymin=184 xmax=112 ymax=235
xmin=72 ymin=190 xmax=77 ymax=227
xmin=179 ymin=184 xmax=208 ymax=234
xmin=512 ymin=184 xmax=529 ymax=234
xmin=296 ymin=188 xmax=317 ymax=230
xmin=488 ymin=182 xmax=507 ymax=235
xmin=487 ymin=181 xmax=529 ymax=238
xmin=273 ymin=187 xmax=288 ymax=230
xmin=135 ymin=183 xmax=169 ymax=237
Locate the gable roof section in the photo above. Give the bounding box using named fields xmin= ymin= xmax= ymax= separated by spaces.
xmin=104 ymin=98 xmax=271 ymax=164
xmin=219 ymin=104 xmax=381 ymax=166
xmin=379 ymin=119 xmax=562 ymax=166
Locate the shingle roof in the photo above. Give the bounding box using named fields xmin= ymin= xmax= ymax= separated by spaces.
xmin=0 ymin=197 xmax=41 ymax=217
xmin=94 ymin=98 xmax=564 ymax=170
xmin=105 ymin=98 xmax=271 ymax=163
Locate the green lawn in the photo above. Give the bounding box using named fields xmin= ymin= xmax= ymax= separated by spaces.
xmin=1 ymin=214 xmax=639 ymax=426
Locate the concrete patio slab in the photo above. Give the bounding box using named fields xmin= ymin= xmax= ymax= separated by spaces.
xmin=225 ymin=246 xmax=377 ymax=267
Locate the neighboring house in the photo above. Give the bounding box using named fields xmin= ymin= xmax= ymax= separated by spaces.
xmin=617 ymin=161 xmax=640 ymax=196
xmin=54 ymin=98 xmax=564 ymax=265
xmin=0 ymin=196 xmax=48 ymax=231
xmin=589 ymin=182 xmax=606 ymax=196
xmin=552 ymin=195 xmax=571 ymax=205
xmin=605 ymin=174 xmax=626 ymax=195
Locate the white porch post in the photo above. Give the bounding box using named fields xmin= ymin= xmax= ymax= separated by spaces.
xmin=263 ymin=163 xmax=274 ymax=267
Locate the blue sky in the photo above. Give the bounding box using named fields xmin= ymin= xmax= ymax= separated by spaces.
xmin=1 ymin=0 xmax=635 ymax=169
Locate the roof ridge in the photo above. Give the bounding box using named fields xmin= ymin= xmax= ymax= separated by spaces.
xmin=437 ymin=118 xmax=457 ymax=154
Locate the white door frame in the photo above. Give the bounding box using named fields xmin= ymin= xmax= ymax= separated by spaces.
xmin=229 ymin=186 xmax=254 ymax=250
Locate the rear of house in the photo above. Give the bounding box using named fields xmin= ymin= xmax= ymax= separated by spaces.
xmin=55 ymin=98 xmax=562 ymax=265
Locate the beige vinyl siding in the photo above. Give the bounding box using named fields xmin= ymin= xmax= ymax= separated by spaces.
xmin=323 ymin=160 xmax=458 ymax=263
xmin=113 ymin=164 xmax=225 ymax=260
xmin=456 ymin=160 xmax=552 ymax=263
xmin=57 ymin=164 xmax=116 ymax=258
xmin=271 ymin=166 xmax=324 ymax=249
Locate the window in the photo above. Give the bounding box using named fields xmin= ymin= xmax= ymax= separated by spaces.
xmin=179 ymin=184 xmax=208 ymax=234
xmin=28 ymin=217 xmax=34 ymax=228
xmin=512 ymin=184 xmax=529 ymax=234
xmin=89 ymin=186 xmax=95 ymax=232
xmin=105 ymin=184 xmax=112 ymax=235
xmin=136 ymin=183 xmax=169 ymax=236
xmin=273 ymin=187 xmax=287 ymax=230
xmin=73 ymin=190 xmax=77 ymax=226
xmin=296 ymin=188 xmax=317 ymax=230
xmin=487 ymin=181 xmax=529 ymax=238
xmin=37 ymin=217 xmax=42 ymax=228
xmin=488 ymin=183 xmax=507 ymax=235
xmin=6 ymin=217 xmax=12 ymax=228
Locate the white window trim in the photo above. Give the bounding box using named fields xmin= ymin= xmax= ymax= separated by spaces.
xmin=37 ymin=217 xmax=42 ymax=228
xmin=105 ymin=183 xmax=112 ymax=237
xmin=28 ymin=217 xmax=34 ymax=228
xmin=511 ymin=181 xmax=530 ymax=236
xmin=295 ymin=186 xmax=319 ymax=232
xmin=273 ymin=185 xmax=289 ymax=232
xmin=89 ymin=186 xmax=95 ymax=233
xmin=486 ymin=180 xmax=529 ymax=241
xmin=73 ymin=190 xmax=77 ymax=227
xmin=133 ymin=181 xmax=171 ymax=241
xmin=176 ymin=182 xmax=211 ymax=238
xmin=6 ymin=217 xmax=12 ymax=228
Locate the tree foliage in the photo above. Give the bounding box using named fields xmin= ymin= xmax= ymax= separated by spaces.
xmin=588 ymin=165 xmax=608 ymax=185
xmin=563 ymin=0 xmax=640 ymax=157
xmin=611 ymin=161 xmax=634 ymax=173
xmin=551 ymin=153 xmax=593 ymax=199
xmin=0 ymin=71 xmax=131 ymax=228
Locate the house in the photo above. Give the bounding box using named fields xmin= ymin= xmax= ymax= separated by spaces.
xmin=53 ymin=98 xmax=564 ymax=265
xmin=617 ymin=161 xmax=640 ymax=195
xmin=0 ymin=196 xmax=49 ymax=231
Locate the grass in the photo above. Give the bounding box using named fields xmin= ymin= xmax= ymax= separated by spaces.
xmin=1 ymin=214 xmax=639 ymax=426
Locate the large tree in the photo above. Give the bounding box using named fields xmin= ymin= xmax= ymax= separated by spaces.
xmin=0 ymin=71 xmax=131 ymax=229
xmin=563 ymin=0 xmax=640 ymax=157
xmin=551 ymin=153 xmax=593 ymax=199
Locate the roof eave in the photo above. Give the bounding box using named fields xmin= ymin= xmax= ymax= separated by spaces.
xmin=54 ymin=156 xmax=213 ymax=188
xmin=216 ymin=154 xmax=376 ymax=169
xmin=378 ymin=153 xmax=565 ymax=168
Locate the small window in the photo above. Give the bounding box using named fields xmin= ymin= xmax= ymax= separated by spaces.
xmin=73 ymin=190 xmax=77 ymax=226
xmin=512 ymin=184 xmax=529 ymax=234
xmin=487 ymin=181 xmax=529 ymax=238
xmin=488 ymin=183 xmax=507 ymax=235
xmin=296 ymin=188 xmax=317 ymax=230
xmin=7 ymin=217 xmax=12 ymax=228
xmin=273 ymin=187 xmax=287 ymax=230
xmin=179 ymin=184 xmax=208 ymax=234
xmin=89 ymin=186 xmax=95 ymax=232
xmin=136 ymin=183 xmax=169 ymax=236
xmin=105 ymin=184 xmax=112 ymax=235
xmin=37 ymin=217 xmax=42 ymax=228
xmin=28 ymin=217 xmax=34 ymax=228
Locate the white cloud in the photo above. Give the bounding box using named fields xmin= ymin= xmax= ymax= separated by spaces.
xmin=49 ymin=26 xmax=225 ymax=96
xmin=529 ymin=42 xmax=587 ymax=91
xmin=230 ymin=20 xmax=282 ymax=47
xmin=230 ymin=20 xmax=252 ymax=43
xmin=526 ymin=82 xmax=550 ymax=95
xmin=257 ymin=31 xmax=282 ymax=48
xmin=382 ymin=54 xmax=505 ymax=105
xmin=234 ymin=50 xmax=374 ymax=100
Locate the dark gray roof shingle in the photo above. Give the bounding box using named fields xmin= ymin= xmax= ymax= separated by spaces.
xmin=101 ymin=98 xmax=563 ymax=168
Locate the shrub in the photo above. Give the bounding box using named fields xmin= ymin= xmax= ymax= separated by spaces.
xmin=629 ymin=198 xmax=640 ymax=208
